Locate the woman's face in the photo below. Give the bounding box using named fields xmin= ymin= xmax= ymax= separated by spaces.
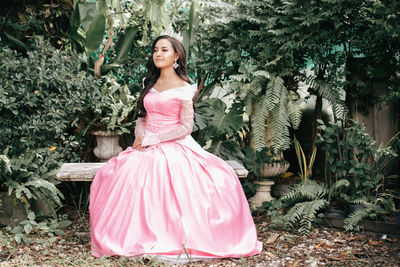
xmin=153 ymin=38 xmax=178 ymax=69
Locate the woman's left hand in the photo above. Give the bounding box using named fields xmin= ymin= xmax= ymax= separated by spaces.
xmin=133 ymin=136 xmax=147 ymax=151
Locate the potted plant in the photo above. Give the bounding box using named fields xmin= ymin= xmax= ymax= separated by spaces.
xmin=318 ymin=120 xmax=398 ymax=225
xmin=81 ymin=75 xmax=135 ymax=161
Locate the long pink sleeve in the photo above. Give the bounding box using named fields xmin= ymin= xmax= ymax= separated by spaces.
xmin=141 ymin=99 xmax=194 ymax=147
xmin=134 ymin=117 xmax=146 ymax=138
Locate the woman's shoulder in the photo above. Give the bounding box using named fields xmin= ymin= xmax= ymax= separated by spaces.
xmin=167 ymin=83 xmax=197 ymax=100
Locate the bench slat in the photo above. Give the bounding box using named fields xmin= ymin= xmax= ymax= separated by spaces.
xmin=57 ymin=161 xmax=248 ymax=181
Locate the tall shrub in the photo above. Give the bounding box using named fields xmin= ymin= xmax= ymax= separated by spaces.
xmin=0 ymin=37 xmax=102 ymax=161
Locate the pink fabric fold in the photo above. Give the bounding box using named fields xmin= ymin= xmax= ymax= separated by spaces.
xmin=90 ymin=85 xmax=262 ymax=260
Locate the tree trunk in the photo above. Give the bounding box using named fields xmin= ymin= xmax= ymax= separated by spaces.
xmin=311 ymin=93 xmax=323 ymax=152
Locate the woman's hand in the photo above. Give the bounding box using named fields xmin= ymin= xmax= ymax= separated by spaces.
xmin=133 ymin=136 xmax=146 ymax=151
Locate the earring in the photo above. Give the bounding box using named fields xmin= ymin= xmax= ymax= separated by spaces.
xmin=173 ymin=59 xmax=179 ymax=69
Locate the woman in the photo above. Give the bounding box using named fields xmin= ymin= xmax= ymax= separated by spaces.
xmin=90 ymin=35 xmax=262 ymax=263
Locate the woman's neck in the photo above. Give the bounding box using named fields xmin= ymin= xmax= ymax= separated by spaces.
xmin=158 ymin=67 xmax=179 ymax=82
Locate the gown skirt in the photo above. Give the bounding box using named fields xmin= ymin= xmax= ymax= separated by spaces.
xmin=89 ymin=85 xmax=262 ymax=261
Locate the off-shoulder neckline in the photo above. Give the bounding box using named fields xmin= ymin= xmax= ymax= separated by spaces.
xmin=151 ymin=84 xmax=194 ymax=94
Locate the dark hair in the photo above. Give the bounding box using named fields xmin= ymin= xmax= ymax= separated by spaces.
xmin=137 ymin=35 xmax=191 ymax=117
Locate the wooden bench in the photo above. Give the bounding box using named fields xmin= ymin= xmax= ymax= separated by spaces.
xmin=56 ymin=160 xmax=248 ymax=181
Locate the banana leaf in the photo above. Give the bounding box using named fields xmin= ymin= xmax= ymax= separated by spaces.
xmin=84 ymin=13 xmax=106 ymax=55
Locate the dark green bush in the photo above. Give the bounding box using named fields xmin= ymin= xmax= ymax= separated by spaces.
xmin=317 ymin=119 xmax=397 ymax=201
xmin=0 ymin=37 xmax=102 ymax=161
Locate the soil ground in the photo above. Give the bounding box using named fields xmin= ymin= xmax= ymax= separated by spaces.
xmin=0 ymin=210 xmax=399 ymax=266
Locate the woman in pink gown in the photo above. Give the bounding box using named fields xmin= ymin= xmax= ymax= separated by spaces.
xmin=89 ymin=35 xmax=262 ymax=263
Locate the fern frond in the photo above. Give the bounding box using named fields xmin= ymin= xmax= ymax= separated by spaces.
xmin=343 ymin=209 xmax=367 ymax=231
xmin=251 ymin=95 xmax=269 ymax=151
xmin=244 ymin=93 xmax=255 ymax=118
xmin=230 ymin=70 xmax=301 ymax=152
xmin=253 ymin=70 xmax=271 ymax=80
xmin=269 ymin=92 xmax=291 ymax=152
xmin=330 ymin=179 xmax=350 ymax=191
xmin=282 ymin=180 xmax=327 ymax=204
xmin=0 ymin=154 xmax=12 ymax=174
xmin=284 ymin=199 xmax=328 ymax=235
xmin=375 ymin=194 xmax=397 ymax=213
xmin=332 ymin=103 xmax=347 ymax=121
xmin=328 ymin=179 xmax=350 ymax=201
xmin=286 ymin=93 xmax=302 ymax=129
xmin=25 ymin=179 xmax=64 ymax=206
xmin=6 ymin=180 xmax=33 ymax=200
xmin=249 ymin=76 xmax=264 ymax=96
xmin=306 ymin=75 xmax=344 ymax=108
xmin=266 ymin=76 xmax=284 ymax=111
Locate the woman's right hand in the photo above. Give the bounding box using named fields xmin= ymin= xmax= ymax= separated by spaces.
xmin=133 ymin=136 xmax=146 ymax=151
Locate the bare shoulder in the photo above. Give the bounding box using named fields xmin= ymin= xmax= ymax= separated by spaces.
xmin=153 ymin=78 xmax=191 ymax=91
xmin=175 ymin=80 xmax=191 ymax=87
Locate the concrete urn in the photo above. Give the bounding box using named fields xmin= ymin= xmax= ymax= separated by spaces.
xmin=92 ymin=131 xmax=122 ymax=161
xmin=249 ymin=179 xmax=275 ymax=209
xmin=249 ymin=162 xmax=290 ymax=209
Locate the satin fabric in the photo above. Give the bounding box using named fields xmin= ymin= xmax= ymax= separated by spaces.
xmin=89 ymin=85 xmax=262 ymax=260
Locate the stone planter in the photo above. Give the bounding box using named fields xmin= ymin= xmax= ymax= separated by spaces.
xmin=271 ymin=183 xmax=291 ymax=199
xmin=324 ymin=208 xmax=347 ymax=218
xmin=249 ymin=179 xmax=275 ymax=209
xmin=92 ymin=131 xmax=122 ymax=162
xmin=0 ymin=192 xmax=26 ymax=226
xmin=347 ymin=204 xmax=365 ymax=215
xmin=0 ymin=192 xmax=51 ymax=226
xmin=260 ymin=161 xmax=290 ymax=178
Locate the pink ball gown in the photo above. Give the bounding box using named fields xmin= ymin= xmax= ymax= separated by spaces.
xmin=89 ymin=84 xmax=262 ymax=262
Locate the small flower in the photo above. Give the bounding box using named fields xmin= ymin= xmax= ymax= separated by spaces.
xmin=48 ymin=146 xmax=56 ymax=151
xmin=34 ymin=90 xmax=39 ymax=94
xmin=56 ymin=109 xmax=59 ymax=113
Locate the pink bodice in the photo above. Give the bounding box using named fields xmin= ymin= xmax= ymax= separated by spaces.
xmin=144 ymin=91 xmax=182 ymax=133
xmin=143 ymin=85 xmax=197 ymax=134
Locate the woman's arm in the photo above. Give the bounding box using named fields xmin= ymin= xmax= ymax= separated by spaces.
xmin=133 ymin=117 xmax=146 ymax=150
xmin=141 ymin=99 xmax=194 ymax=147
xmin=134 ymin=117 xmax=146 ymax=138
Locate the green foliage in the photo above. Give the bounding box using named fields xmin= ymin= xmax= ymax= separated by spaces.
xmin=84 ymin=13 xmax=106 ymax=55
xmin=344 ymin=194 xmax=397 ymax=231
xmin=305 ymin=74 xmax=346 ymax=119
xmin=285 ymin=199 xmax=328 ymax=236
xmin=266 ymin=121 xmax=398 ymax=235
xmin=269 ymin=180 xmax=329 ymax=236
xmin=4 ymin=213 xmax=71 ymax=244
xmin=294 ymin=135 xmax=316 ymax=182
xmin=201 ymin=98 xmax=244 ymax=137
xmin=228 ymin=61 xmax=302 ymax=152
xmin=81 ymin=74 xmax=136 ymax=135
xmin=183 ymin=1 xmax=304 ymax=152
xmin=0 ymin=37 xmax=102 ymax=161
xmin=68 ymin=0 xmax=110 ymax=58
xmin=182 ymin=1 xmax=246 ymax=101
xmin=181 ymin=0 xmax=200 ymax=57
xmin=144 ymin=0 xmax=170 ymax=36
xmin=282 ymin=181 xmax=328 ymax=204
xmin=241 ymin=147 xmax=272 ymax=178
xmin=0 ymin=149 xmax=64 ymax=218
xmin=318 ymin=119 xmax=397 ymax=201
xmin=192 ymin=98 xmax=245 ymax=162
xmin=0 ymin=4 xmax=73 ymax=51
xmin=189 ymin=0 xmax=399 ymax=155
